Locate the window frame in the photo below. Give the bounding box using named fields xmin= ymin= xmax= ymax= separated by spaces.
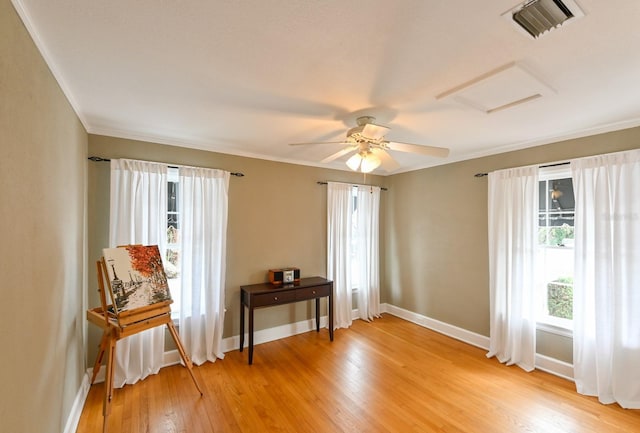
xmin=536 ymin=165 xmax=574 ymax=334
xmin=166 ymin=167 xmax=181 ymax=320
xmin=350 ymin=186 xmax=360 ymax=292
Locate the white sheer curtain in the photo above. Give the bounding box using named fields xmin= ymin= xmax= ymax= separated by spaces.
xmin=327 ymin=182 xmax=381 ymax=328
xmin=354 ymin=185 xmax=381 ymax=321
xmin=109 ymin=159 xmax=167 ymax=387
xmin=327 ymin=182 xmax=353 ymax=329
xmin=487 ymin=165 xmax=538 ymax=372
xmin=571 ymin=149 xmax=640 ymax=408
xmin=178 ymin=166 xmax=229 ymax=365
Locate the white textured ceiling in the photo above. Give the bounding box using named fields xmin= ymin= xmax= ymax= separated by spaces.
xmin=12 ymin=0 xmax=640 ymax=174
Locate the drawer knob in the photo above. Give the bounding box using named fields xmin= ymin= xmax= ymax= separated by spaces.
xmin=312 ymin=290 xmax=316 ymax=294
xmin=274 ymin=296 xmax=278 ymax=301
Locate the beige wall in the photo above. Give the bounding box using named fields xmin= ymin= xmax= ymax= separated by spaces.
xmin=89 ymin=128 xmax=640 ymax=367
xmin=1 ymin=2 xmax=88 ymax=432
xmin=87 ymin=134 xmax=386 ymax=365
xmin=385 ymin=127 xmax=640 ymax=363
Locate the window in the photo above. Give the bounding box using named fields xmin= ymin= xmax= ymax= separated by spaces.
xmin=349 ymin=187 xmax=360 ymax=291
xmin=327 ymin=181 xmax=381 ymax=326
xmin=166 ymin=167 xmax=181 ymax=316
xmin=537 ymin=165 xmax=574 ymax=331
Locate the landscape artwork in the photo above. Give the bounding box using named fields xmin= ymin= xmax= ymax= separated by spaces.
xmin=103 ymin=245 xmax=172 ymax=313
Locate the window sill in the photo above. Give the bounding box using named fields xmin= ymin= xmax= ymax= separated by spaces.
xmin=536 ymin=321 xmax=573 ymax=338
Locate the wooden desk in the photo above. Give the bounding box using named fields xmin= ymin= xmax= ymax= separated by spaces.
xmin=239 ymin=276 xmax=333 ymax=364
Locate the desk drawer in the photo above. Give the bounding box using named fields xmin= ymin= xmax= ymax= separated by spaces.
xmin=252 ymin=290 xmax=296 ymax=307
xmin=295 ymin=285 xmax=330 ymax=301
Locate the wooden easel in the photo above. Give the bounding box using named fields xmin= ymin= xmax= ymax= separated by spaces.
xmin=87 ymin=253 xmax=203 ymax=433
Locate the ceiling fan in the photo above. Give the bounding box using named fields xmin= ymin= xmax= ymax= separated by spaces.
xmin=290 ymin=116 xmax=449 ymax=173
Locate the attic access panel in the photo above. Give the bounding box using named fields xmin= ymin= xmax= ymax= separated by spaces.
xmin=436 ymin=62 xmax=555 ymax=114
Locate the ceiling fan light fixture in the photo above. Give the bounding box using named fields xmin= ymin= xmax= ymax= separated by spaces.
xmin=360 ymin=153 xmax=381 ymax=173
xmin=346 ymin=151 xmax=381 ymax=173
xmin=346 ymin=153 xmax=363 ymax=171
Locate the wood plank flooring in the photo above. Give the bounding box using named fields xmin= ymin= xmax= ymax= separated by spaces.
xmin=76 ymin=314 xmax=640 ymax=432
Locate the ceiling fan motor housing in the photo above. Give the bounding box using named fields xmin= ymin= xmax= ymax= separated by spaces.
xmin=356 ymin=116 xmax=376 ymax=126
xmin=346 ymin=116 xmax=389 ymax=143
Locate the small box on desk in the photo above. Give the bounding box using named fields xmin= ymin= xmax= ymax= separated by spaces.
xmin=268 ymin=268 xmax=300 ymax=285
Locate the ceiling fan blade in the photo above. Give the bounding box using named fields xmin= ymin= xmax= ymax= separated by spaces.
xmin=289 ymin=141 xmax=349 ymax=146
xmin=386 ymin=141 xmax=450 ymax=158
xmin=362 ymin=123 xmax=389 ymax=140
xmin=321 ymin=146 xmax=357 ymax=163
xmin=370 ymin=148 xmax=400 ymax=172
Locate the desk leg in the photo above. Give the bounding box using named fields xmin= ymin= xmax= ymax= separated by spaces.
xmin=329 ymin=292 xmax=334 ymax=341
xmin=315 ymin=298 xmax=320 ymax=332
xmin=248 ymin=306 xmax=254 ymax=365
xmin=239 ymin=300 xmax=244 ymax=353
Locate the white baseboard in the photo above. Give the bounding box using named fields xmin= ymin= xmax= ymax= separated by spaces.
xmin=63 ymin=372 xmax=91 ymax=433
xmin=87 ymin=308 xmax=575 ymax=382
xmin=381 ymin=303 xmax=490 ymax=350
xmin=535 ymin=353 xmax=574 ymax=381
xmin=381 ymin=303 xmax=574 ymax=381
xmin=221 ymin=315 xmax=331 ymax=353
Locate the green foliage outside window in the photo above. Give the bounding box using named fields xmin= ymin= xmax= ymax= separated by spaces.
xmin=539 ymin=223 xmax=574 ymax=246
xmin=547 ymin=277 xmax=573 ymax=320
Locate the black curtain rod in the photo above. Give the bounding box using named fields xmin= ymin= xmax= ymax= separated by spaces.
xmin=317 ymin=181 xmax=388 ymax=191
xmin=474 ymin=161 xmax=570 ymax=178
xmin=88 ymin=156 xmax=244 ymax=177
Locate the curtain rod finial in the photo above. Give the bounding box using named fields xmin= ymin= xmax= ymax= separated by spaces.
xmin=88 ymin=156 xmax=111 ymax=162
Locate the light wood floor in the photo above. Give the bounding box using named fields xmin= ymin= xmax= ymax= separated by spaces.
xmin=76 ymin=314 xmax=640 ymax=433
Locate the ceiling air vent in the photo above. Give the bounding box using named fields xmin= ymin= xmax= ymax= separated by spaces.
xmin=505 ymin=0 xmax=585 ymax=39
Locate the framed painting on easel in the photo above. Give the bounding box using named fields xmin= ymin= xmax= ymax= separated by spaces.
xmin=88 ymin=245 xmax=202 ymax=432
xmin=102 ymin=244 xmax=172 ymax=315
